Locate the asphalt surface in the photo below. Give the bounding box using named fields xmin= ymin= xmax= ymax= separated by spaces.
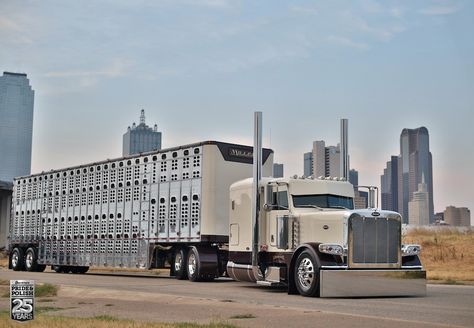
xmin=1 ymin=269 xmax=473 ymax=327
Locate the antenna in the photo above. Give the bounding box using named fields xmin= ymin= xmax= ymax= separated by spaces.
xmin=140 ymin=109 xmax=145 ymax=125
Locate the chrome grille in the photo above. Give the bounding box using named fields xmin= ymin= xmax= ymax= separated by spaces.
xmin=348 ymin=213 xmax=401 ymax=268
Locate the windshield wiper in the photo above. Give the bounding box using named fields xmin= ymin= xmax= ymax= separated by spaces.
xmin=327 ymin=205 xmax=349 ymax=209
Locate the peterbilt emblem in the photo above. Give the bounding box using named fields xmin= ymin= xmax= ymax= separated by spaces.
xmin=371 ymin=211 xmax=381 ymax=217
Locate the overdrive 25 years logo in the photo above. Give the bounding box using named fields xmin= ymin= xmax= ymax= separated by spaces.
xmin=10 ymin=280 xmax=35 ymax=322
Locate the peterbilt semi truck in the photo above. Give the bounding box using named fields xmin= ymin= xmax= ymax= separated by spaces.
xmin=8 ymin=114 xmax=426 ymax=297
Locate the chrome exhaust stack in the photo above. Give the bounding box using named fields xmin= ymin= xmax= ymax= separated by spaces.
xmin=252 ymin=111 xmax=263 ymax=281
xmin=340 ymin=118 xmax=349 ymax=181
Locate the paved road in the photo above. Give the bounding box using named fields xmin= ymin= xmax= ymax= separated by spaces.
xmin=1 ymin=269 xmax=473 ymax=327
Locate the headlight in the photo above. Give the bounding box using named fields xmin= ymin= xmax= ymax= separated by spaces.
xmin=401 ymin=244 xmax=421 ymax=257
xmin=319 ymin=244 xmax=345 ymax=256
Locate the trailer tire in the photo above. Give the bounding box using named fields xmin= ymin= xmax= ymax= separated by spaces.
xmin=294 ymin=250 xmax=320 ymax=297
xmin=52 ymin=265 xmax=65 ymax=273
xmin=36 ymin=264 xmax=47 ymax=272
xmin=174 ymin=248 xmax=188 ymax=280
xmin=186 ymin=246 xmax=217 ymax=282
xmin=70 ymin=266 xmax=89 ymax=274
xmin=25 ymin=247 xmax=40 ymax=272
xmin=11 ymin=247 xmax=25 ymax=271
xmin=187 ymin=247 xmax=201 ymax=282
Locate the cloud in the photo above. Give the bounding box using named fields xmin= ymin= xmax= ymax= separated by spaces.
xmin=0 ymin=15 xmax=34 ymax=44
xmin=289 ymin=5 xmax=319 ymax=16
xmin=327 ymin=35 xmax=369 ymax=51
xmin=44 ymin=58 xmax=133 ymax=79
xmin=419 ymin=4 xmax=460 ymax=15
xmin=342 ymin=12 xmax=406 ymax=42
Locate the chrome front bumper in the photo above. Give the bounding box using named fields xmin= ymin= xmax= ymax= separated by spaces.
xmin=320 ymin=269 xmax=426 ymax=298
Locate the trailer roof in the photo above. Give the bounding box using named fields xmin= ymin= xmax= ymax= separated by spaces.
xmin=15 ymin=140 xmax=273 ymax=181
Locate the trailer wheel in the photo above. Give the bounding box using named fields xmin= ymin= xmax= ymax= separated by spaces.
xmin=174 ymin=248 xmax=188 ymax=280
xmin=187 ymin=247 xmax=201 ymax=282
xmin=294 ymin=250 xmax=320 ymax=297
xmin=36 ymin=264 xmax=47 ymax=272
xmin=25 ymin=247 xmax=40 ymax=272
xmin=70 ymin=266 xmax=89 ymax=274
xmin=11 ymin=248 xmax=25 ymax=271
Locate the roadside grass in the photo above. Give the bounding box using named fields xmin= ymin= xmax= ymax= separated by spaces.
xmin=403 ymin=228 xmax=474 ymax=283
xmin=0 ymin=311 xmax=237 ymax=328
xmin=37 ymin=299 xmax=55 ymax=303
xmin=0 ymin=251 xmax=8 ymax=268
xmin=35 ymin=283 xmax=59 ymax=297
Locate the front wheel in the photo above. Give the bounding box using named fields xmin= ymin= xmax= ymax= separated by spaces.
xmin=294 ymin=250 xmax=320 ymax=297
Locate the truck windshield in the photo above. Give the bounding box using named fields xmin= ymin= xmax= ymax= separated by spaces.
xmin=292 ymin=194 xmax=354 ymax=210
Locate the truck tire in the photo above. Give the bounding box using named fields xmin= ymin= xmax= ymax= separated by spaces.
xmin=186 ymin=246 xmax=217 ymax=282
xmin=70 ymin=266 xmax=89 ymax=274
xmin=294 ymin=250 xmax=320 ymax=297
xmin=25 ymin=247 xmax=40 ymax=272
xmin=52 ymin=265 xmax=65 ymax=273
xmin=11 ymin=247 xmax=25 ymax=271
xmin=174 ymin=248 xmax=188 ymax=280
xmin=35 ymin=264 xmax=47 ymax=272
xmin=187 ymin=246 xmax=201 ymax=282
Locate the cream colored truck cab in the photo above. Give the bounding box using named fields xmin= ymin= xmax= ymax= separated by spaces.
xmin=227 ymin=176 xmax=426 ymax=297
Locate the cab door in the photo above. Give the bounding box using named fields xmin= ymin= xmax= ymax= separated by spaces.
xmin=265 ymin=184 xmax=290 ymax=249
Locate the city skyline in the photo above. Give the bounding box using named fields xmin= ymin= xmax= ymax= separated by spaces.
xmin=1 ymin=1 xmax=473 ymax=223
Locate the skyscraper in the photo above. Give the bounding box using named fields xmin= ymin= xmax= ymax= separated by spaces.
xmin=444 ymin=206 xmax=471 ymax=227
xmin=349 ymin=169 xmax=358 ymax=187
xmin=273 ymin=163 xmax=284 ymax=178
xmin=399 ymin=127 xmax=434 ymax=223
xmin=408 ymin=176 xmax=430 ymax=225
xmin=381 ymin=156 xmax=399 ymax=212
xmin=304 ymin=141 xmax=341 ymax=178
xmin=381 ymin=127 xmax=434 ymax=224
xmin=303 ymin=152 xmax=312 ymax=177
xmin=0 ymin=72 xmax=35 ymax=182
xmin=123 ymin=109 xmax=162 ymax=156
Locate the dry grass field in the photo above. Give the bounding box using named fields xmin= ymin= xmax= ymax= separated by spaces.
xmin=0 ymin=312 xmax=237 ymax=328
xmin=403 ymin=227 xmax=474 ymax=283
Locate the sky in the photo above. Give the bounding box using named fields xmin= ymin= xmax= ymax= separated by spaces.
xmin=1 ymin=0 xmax=473 ymax=222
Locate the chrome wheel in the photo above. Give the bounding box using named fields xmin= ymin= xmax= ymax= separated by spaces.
xmin=25 ymin=251 xmax=34 ymax=269
xmin=175 ymin=252 xmax=183 ymax=272
xmin=297 ymin=257 xmax=314 ymax=292
xmin=12 ymin=252 xmax=19 ymax=268
xmin=188 ymin=253 xmax=196 ymax=276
